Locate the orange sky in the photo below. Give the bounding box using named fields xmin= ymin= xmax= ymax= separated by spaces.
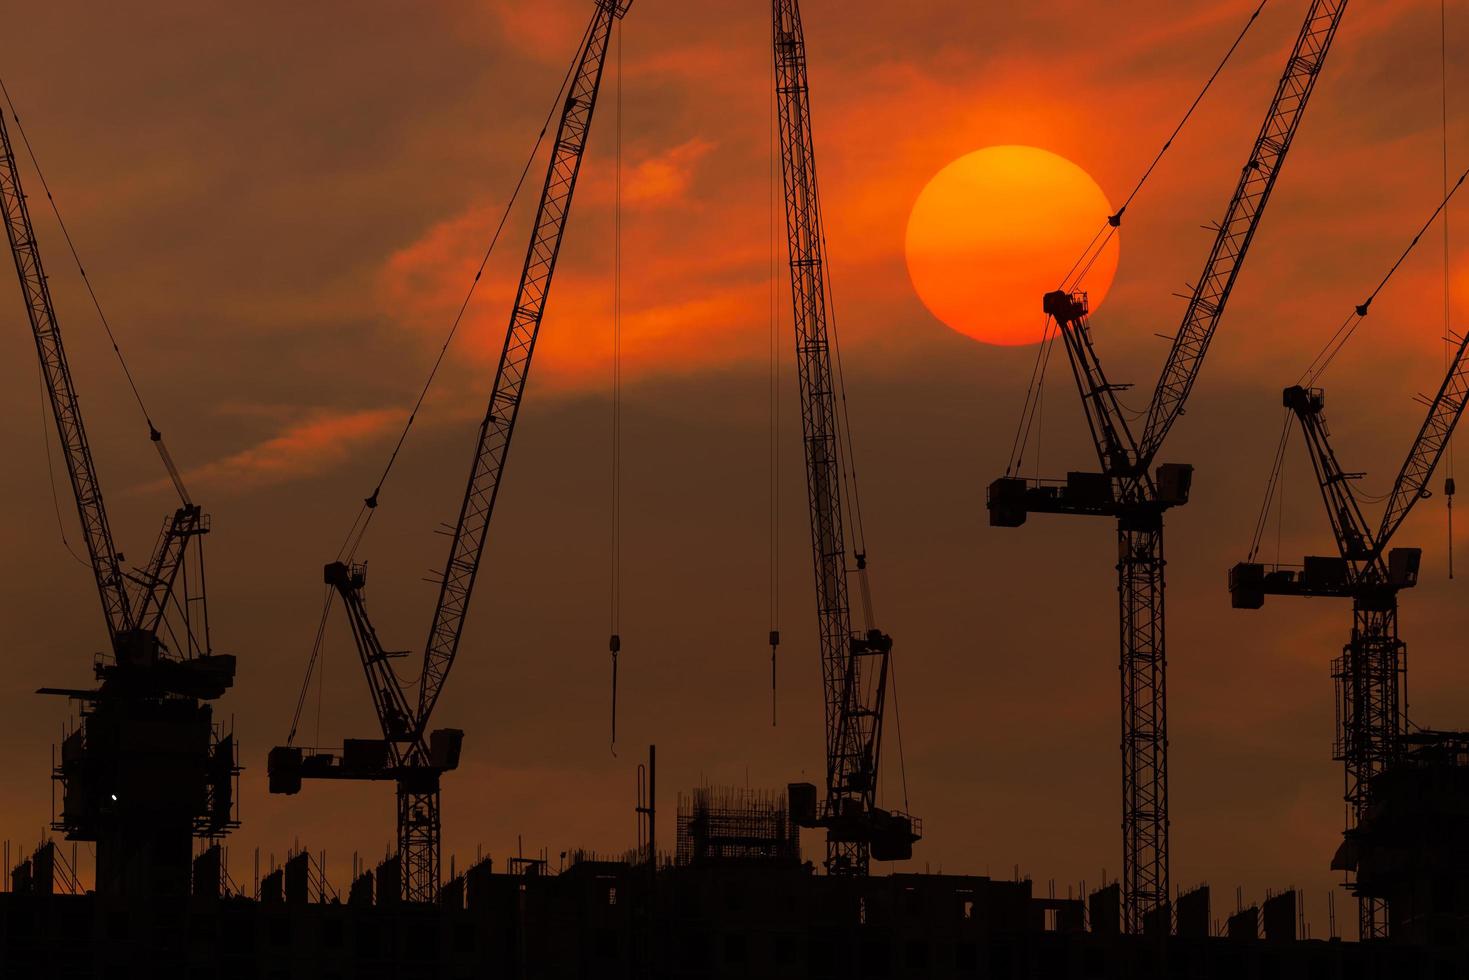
xmin=1 ymin=0 xmax=1467 ymax=939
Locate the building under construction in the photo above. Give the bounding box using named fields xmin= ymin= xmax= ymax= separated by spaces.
xmin=3 ymin=0 xmax=1469 ymax=976
xmin=0 ymin=783 xmax=1465 ymax=977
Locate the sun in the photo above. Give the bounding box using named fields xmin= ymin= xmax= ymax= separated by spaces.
xmin=905 ymin=145 xmax=1120 ymax=347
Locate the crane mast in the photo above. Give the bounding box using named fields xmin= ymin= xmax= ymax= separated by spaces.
xmin=269 ymin=0 xmax=631 ymax=903
xmin=773 ymin=0 xmax=917 ymax=876
xmin=1231 ymin=325 xmax=1469 ymax=939
xmin=990 ymin=1 xmax=1347 ymax=931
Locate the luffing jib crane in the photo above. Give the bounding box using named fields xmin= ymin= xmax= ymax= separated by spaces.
xmin=988 ymin=1 xmax=1347 ymax=931
xmin=773 ymin=0 xmax=919 ymax=876
xmin=268 ymin=0 xmax=632 ymax=904
xmin=1229 ymin=322 xmax=1469 ymax=938
xmin=1 ymin=101 xmax=237 ymax=899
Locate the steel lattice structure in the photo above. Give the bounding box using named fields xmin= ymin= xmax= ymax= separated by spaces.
xmin=0 ymin=109 xmax=133 ymax=642
xmin=416 ymin=0 xmax=629 ymax=739
xmin=1233 ymin=321 xmax=1469 ymax=938
xmin=269 ymin=0 xmax=630 ymax=904
xmin=773 ymin=0 xmax=917 ymax=876
xmin=990 ymin=1 xmax=1347 ymax=932
xmin=1139 ymin=1 xmax=1347 ymax=465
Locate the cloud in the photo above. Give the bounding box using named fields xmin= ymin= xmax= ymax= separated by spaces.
xmin=375 ymin=131 xmax=763 ymax=396
xmin=177 ymin=408 xmax=399 ymax=493
xmin=623 ymin=138 xmax=715 ymax=206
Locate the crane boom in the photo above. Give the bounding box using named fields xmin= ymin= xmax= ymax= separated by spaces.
xmin=1139 ymin=1 xmax=1347 ymax=467
xmin=415 ymin=0 xmax=629 ymax=740
xmin=0 ymin=106 xmax=133 ymax=644
xmin=1373 ymin=337 xmax=1469 ymax=559
xmin=773 ymin=0 xmax=916 ymax=876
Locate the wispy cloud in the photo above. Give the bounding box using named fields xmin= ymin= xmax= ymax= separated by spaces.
xmin=177 ymin=408 xmax=399 ymax=493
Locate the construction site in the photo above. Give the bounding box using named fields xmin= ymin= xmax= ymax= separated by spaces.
xmin=1 ymin=0 xmax=1467 ymax=977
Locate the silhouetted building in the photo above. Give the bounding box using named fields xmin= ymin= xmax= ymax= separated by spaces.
xmin=0 ymin=854 xmax=1465 ymax=978
xmin=1348 ymin=731 xmax=1469 ymax=946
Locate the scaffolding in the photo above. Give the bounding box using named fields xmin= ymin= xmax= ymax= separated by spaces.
xmin=675 ymin=787 xmax=799 ymax=867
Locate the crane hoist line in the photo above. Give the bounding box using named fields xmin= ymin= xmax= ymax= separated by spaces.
xmin=268 ymin=0 xmax=632 ymax=905
xmin=772 ymin=0 xmax=919 ymax=877
xmin=989 ymin=0 xmax=1348 ymax=934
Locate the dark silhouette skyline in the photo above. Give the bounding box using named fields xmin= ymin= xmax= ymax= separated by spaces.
xmin=0 ymin=0 xmax=1465 ymax=957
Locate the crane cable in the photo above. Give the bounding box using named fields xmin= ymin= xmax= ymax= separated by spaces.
xmin=776 ymin=32 xmax=905 ymax=800
xmin=767 ymin=50 xmax=782 ymax=727
xmin=289 ymin=19 xmax=596 ymax=743
xmin=36 ymin=364 xmax=88 ymax=568
xmin=609 ymin=20 xmax=623 ymax=755
xmin=1246 ymin=410 xmax=1293 ymax=562
xmin=334 ymin=15 xmax=596 ymax=565
xmin=1298 ymin=162 xmax=1468 ymax=388
xmin=286 ymin=584 xmax=336 ymax=747
xmin=1007 ymin=0 xmax=1269 ymax=477
xmin=1441 ymin=0 xmax=1456 ymax=579
xmin=813 ymin=134 xmax=910 ymax=812
xmin=1005 ymin=317 xmax=1058 ymax=475
xmin=0 ymin=78 xmax=191 ymax=506
xmin=1064 ymin=0 xmax=1268 ymax=294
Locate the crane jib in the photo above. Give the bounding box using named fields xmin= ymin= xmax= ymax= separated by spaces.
xmin=0 ymin=106 xmax=135 ymax=644
xmin=414 ymin=0 xmax=628 ymax=740
xmin=1140 ymin=0 xmax=1348 ymax=465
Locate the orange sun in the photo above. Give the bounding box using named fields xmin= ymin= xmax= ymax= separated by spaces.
xmin=905 ymin=145 xmax=1120 ymax=346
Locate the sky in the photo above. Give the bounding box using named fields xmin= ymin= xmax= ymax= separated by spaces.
xmin=0 ymin=0 xmax=1466 ymax=939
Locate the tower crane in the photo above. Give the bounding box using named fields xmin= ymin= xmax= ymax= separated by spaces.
xmin=987 ymin=2 xmax=1347 ymax=931
xmin=1229 ymin=325 xmax=1469 ymax=939
xmin=1 ymin=100 xmax=237 ymax=897
xmin=773 ymin=0 xmax=918 ymax=876
xmin=268 ymin=0 xmax=632 ymax=903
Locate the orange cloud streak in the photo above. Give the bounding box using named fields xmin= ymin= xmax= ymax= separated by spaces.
xmin=179 ymin=408 xmax=399 ymax=492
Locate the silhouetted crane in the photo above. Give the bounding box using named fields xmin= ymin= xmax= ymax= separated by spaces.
xmin=1229 ymin=324 xmax=1469 ymax=938
xmin=268 ymin=0 xmax=631 ymax=903
xmin=0 ymin=100 xmax=236 ymax=898
xmin=988 ymin=2 xmax=1347 ymax=931
xmin=773 ymin=0 xmax=918 ymax=876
